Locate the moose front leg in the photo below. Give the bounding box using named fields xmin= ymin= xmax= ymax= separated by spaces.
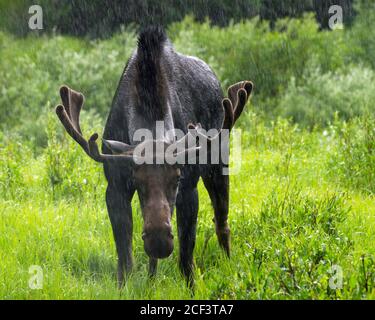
xmin=202 ymin=166 xmax=230 ymax=257
xmin=176 ymin=185 xmax=199 ymax=287
xmin=106 ymin=183 xmax=134 ymax=288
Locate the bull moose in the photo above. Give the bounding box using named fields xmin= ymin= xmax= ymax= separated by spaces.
xmin=55 ymin=26 xmax=253 ymax=287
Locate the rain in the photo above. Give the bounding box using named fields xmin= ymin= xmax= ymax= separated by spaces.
xmin=0 ymin=0 xmax=374 ymax=302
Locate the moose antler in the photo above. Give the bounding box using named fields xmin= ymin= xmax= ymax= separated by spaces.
xmin=56 ymin=85 xmax=201 ymax=165
xmin=55 ymin=82 xmax=252 ymax=165
xmin=55 ymin=85 xmax=136 ymax=163
xmin=188 ymin=80 xmax=253 ymax=142
xmin=225 ymin=80 xmax=253 ymax=129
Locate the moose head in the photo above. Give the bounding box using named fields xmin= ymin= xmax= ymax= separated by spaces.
xmin=55 ymin=81 xmax=253 ymax=260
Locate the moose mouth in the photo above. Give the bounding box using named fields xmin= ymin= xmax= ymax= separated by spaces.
xmin=143 ymin=231 xmax=174 ymax=259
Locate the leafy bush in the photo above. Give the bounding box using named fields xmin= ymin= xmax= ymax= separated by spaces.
xmin=346 ymin=0 xmax=375 ymax=69
xmin=328 ymin=115 xmax=375 ymax=194
xmin=222 ymin=187 xmax=352 ymax=299
xmin=0 ymin=30 xmax=136 ymax=149
xmin=277 ymin=65 xmax=375 ymax=128
xmin=0 ymin=137 xmax=30 ymax=200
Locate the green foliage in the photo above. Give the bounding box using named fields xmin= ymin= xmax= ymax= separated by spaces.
xmin=0 ymin=136 xmax=30 ymax=200
xmin=347 ymin=0 xmax=375 ymax=69
xmin=329 ymin=115 xmax=375 ymax=194
xmin=1 ymin=116 xmax=374 ymax=299
xmin=0 ymin=30 xmax=136 ymax=148
xmin=227 ymin=189 xmax=352 ymax=299
xmin=277 ymin=66 xmax=375 ymax=128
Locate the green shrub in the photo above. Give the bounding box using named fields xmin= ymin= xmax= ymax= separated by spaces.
xmin=0 ymin=137 xmax=29 ymax=200
xmin=328 ymin=115 xmax=375 ymax=194
xmin=277 ymin=66 xmax=375 ymax=128
xmin=227 ymin=187 xmax=352 ymax=299
xmin=0 ymin=30 xmax=136 ymax=149
xmin=346 ymin=0 xmax=375 ymax=69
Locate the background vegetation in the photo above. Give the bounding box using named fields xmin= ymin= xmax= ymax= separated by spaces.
xmin=0 ymin=0 xmax=355 ymax=37
xmin=0 ymin=0 xmax=374 ymax=299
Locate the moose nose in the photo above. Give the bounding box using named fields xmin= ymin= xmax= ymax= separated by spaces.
xmin=143 ymin=224 xmax=174 ymax=259
xmin=142 ymin=222 xmax=173 ymax=239
xmin=142 ymin=228 xmax=173 ymax=240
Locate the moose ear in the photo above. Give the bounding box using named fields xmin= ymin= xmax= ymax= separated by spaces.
xmin=102 ymin=139 xmax=134 ymax=154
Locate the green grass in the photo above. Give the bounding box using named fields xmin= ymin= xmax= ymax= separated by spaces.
xmin=0 ymin=115 xmax=374 ymax=300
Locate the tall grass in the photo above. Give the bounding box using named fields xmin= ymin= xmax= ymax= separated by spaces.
xmin=1 ymin=112 xmax=374 ymax=299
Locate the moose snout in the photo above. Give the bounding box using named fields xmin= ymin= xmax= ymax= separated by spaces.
xmin=143 ymin=223 xmax=174 ymax=259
